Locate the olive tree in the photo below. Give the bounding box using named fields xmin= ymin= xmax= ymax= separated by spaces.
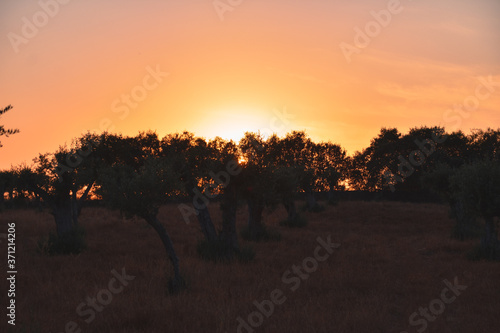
xmin=449 ymin=160 xmax=500 ymax=259
xmin=162 ymin=132 xmax=218 ymax=242
xmin=98 ymin=153 xmax=186 ymax=292
xmin=422 ymin=164 xmax=480 ymax=240
xmin=16 ymin=133 xmax=102 ymax=244
xmin=238 ymin=133 xmax=281 ymax=240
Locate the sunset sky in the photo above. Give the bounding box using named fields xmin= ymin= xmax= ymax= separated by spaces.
xmin=1 ymin=0 xmax=499 ymax=170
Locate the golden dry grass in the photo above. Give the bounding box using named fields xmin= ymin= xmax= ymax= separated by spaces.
xmin=1 ymin=200 xmax=499 ymax=333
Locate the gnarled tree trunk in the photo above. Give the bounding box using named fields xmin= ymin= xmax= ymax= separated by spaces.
xmin=52 ymin=203 xmax=75 ymax=236
xmin=481 ymin=216 xmax=499 ymax=259
xmin=186 ymin=180 xmax=218 ymax=242
xmin=195 ymin=206 xmax=218 ymax=242
xmin=305 ymin=188 xmax=318 ymax=211
xmin=283 ymin=199 xmax=297 ymax=221
xmin=50 ymin=183 xmax=93 ymax=238
xmin=328 ymin=186 xmax=339 ymax=205
xmin=144 ymin=214 xmax=182 ymax=291
xmin=247 ymin=197 xmax=265 ymax=240
xmin=219 ymin=184 xmax=239 ymax=255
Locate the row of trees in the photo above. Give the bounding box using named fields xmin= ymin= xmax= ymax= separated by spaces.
xmin=350 ymin=126 xmax=500 ymax=259
xmin=1 ymin=119 xmax=499 ymax=289
xmin=3 ymin=124 xmax=499 ymax=202
xmin=350 ymin=127 xmax=500 ymax=191
xmin=1 ymin=130 xmax=348 ymax=291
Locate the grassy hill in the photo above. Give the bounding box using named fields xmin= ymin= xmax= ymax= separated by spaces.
xmin=1 ymin=201 xmax=499 ymax=332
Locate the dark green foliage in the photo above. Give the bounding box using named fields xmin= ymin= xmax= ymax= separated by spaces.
xmin=37 ymin=225 xmax=86 ymax=255
xmin=279 ymin=213 xmax=308 ymax=228
xmin=196 ymin=239 xmax=255 ymax=263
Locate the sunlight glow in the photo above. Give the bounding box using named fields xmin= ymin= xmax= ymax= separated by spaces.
xmin=195 ymin=107 xmax=274 ymax=143
xmin=238 ymin=155 xmax=248 ymax=165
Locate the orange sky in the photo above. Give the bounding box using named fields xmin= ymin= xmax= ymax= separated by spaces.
xmin=1 ymin=0 xmax=499 ymax=170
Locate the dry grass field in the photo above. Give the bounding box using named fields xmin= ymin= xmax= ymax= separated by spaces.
xmin=1 ymin=200 xmax=499 ymax=333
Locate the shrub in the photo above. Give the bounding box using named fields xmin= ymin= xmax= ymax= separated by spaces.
xmin=37 ymin=225 xmax=86 ymax=255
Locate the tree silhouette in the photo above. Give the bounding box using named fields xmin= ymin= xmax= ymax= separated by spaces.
xmin=348 ymin=151 xmax=370 ymax=190
xmin=98 ymin=152 xmax=185 ymax=292
xmin=277 ymin=131 xmax=323 ymax=211
xmin=449 ymin=160 xmax=500 ymax=259
xmin=357 ymin=127 xmax=402 ymax=191
xmin=16 ymin=134 xmax=102 ymax=238
xmin=3 ymin=123 xmax=499 ymax=271
xmin=212 ymin=137 xmax=241 ymax=254
xmin=162 ymin=132 xmax=218 ymax=242
xmin=266 ymin=135 xmax=302 ymax=224
xmin=239 ymin=132 xmax=280 ymax=239
xmin=422 ymin=163 xmax=480 ymax=240
xmin=468 ymin=128 xmax=500 ymax=161
xmin=0 ymin=105 xmax=19 ymax=148
xmin=352 ymin=126 xmax=465 ymax=193
xmin=314 ymin=141 xmax=347 ymax=203
xmin=0 ymin=170 xmax=17 ymax=210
